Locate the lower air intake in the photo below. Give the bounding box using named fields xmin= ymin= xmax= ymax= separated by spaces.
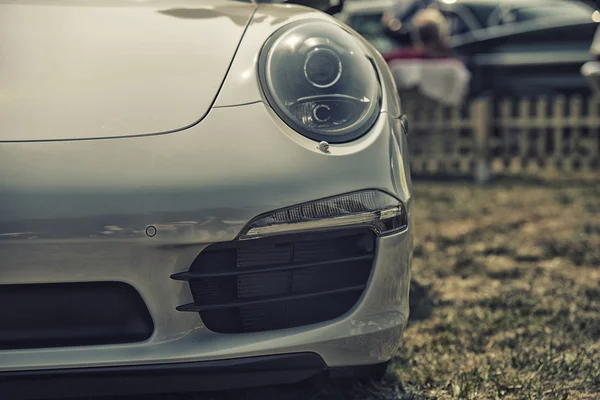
xmin=172 ymin=229 xmax=376 ymax=334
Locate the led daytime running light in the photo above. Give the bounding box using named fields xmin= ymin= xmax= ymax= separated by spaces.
xmin=239 ymin=190 xmax=407 ymax=240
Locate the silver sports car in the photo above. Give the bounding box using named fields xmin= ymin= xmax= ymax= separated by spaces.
xmin=0 ymin=0 xmax=413 ymax=398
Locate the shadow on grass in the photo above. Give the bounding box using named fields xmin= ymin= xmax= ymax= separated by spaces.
xmin=311 ymin=370 xmax=414 ymax=400
xmin=94 ymin=369 xmax=413 ymax=400
xmin=409 ymin=280 xmax=434 ymax=323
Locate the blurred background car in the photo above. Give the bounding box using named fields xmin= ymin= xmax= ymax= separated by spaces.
xmin=438 ymin=0 xmax=600 ymax=98
xmin=337 ymin=0 xmax=600 ymax=98
xmin=582 ymin=25 xmax=600 ymax=92
xmin=383 ymin=7 xmax=473 ymax=109
xmin=335 ymin=0 xmax=401 ymax=53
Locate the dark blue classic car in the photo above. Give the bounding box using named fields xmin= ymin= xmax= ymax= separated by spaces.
xmin=338 ymin=0 xmax=600 ymax=98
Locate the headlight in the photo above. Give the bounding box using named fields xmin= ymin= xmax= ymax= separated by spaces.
xmin=258 ymin=21 xmax=382 ymax=143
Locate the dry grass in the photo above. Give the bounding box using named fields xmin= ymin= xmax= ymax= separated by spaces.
xmin=80 ymin=177 xmax=600 ymax=400
xmin=392 ymin=177 xmax=600 ymax=399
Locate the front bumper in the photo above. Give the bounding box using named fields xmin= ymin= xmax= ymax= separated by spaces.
xmin=0 ymin=229 xmax=411 ymax=371
xmin=0 ymin=353 xmax=326 ymax=399
xmin=582 ymin=61 xmax=600 ymax=92
xmin=0 ymin=353 xmax=388 ymax=399
xmin=0 ymin=102 xmax=412 ymax=383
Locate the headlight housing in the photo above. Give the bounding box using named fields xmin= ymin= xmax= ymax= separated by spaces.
xmin=258 ymin=21 xmax=382 ymax=143
xmin=239 ymin=190 xmax=407 ymax=240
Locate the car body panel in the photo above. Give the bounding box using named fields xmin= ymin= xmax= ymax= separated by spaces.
xmin=0 ymin=1 xmax=412 ymax=389
xmin=0 ymin=103 xmax=409 ymax=241
xmin=0 ymin=0 xmax=255 ymax=142
xmin=0 ymin=100 xmax=411 ymax=370
xmin=0 ymin=229 xmax=410 ymax=371
xmin=214 ymin=4 xmax=326 ymax=107
xmin=215 ymin=4 xmax=401 ymax=117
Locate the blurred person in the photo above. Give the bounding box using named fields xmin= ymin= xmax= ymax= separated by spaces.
xmin=381 ymin=0 xmax=436 ymax=46
xmin=382 ymin=8 xmax=452 ymax=61
xmin=383 ymin=8 xmax=471 ymax=107
xmin=411 ymin=7 xmax=451 ymax=58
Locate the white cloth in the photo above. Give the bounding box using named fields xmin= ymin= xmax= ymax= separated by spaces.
xmin=388 ymin=59 xmax=471 ymax=106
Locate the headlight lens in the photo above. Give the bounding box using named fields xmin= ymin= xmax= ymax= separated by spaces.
xmin=258 ymin=21 xmax=382 ymax=143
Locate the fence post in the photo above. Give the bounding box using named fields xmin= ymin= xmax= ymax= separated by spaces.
xmin=472 ymin=98 xmax=491 ymax=184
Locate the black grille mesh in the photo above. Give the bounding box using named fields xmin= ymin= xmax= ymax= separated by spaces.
xmin=173 ymin=229 xmax=376 ymax=334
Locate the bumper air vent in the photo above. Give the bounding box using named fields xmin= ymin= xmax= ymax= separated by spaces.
xmin=171 ymin=229 xmax=376 ymax=334
xmin=0 ymin=282 xmax=153 ymax=350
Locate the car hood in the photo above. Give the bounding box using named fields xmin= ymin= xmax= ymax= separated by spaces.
xmin=0 ymin=0 xmax=256 ymax=142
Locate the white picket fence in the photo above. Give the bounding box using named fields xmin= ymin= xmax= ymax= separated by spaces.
xmin=403 ymin=94 xmax=600 ymax=182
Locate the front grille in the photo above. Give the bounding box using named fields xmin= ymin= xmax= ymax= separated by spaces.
xmin=172 ymin=229 xmax=376 ymax=334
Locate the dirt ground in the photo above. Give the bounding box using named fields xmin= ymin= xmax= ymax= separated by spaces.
xmin=75 ymin=177 xmax=600 ymax=400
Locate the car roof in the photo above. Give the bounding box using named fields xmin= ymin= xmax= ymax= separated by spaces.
xmin=444 ymin=0 xmax=593 ymax=26
xmin=450 ymin=0 xmax=576 ymax=5
xmin=448 ymin=0 xmax=594 ymax=12
xmin=341 ymin=0 xmax=592 ymax=15
xmin=340 ymin=0 xmax=395 ymax=15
